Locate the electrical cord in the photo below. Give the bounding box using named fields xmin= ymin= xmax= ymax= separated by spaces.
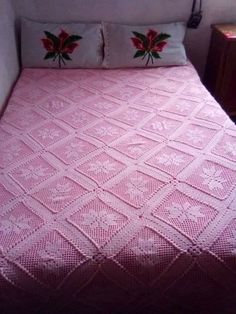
xmin=187 ymin=0 xmax=203 ymax=29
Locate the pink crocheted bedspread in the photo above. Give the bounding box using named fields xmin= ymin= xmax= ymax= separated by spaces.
xmin=0 ymin=63 xmax=236 ymax=314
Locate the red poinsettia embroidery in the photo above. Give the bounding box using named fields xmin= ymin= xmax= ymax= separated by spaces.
xmin=131 ymin=29 xmax=171 ymax=66
xmin=41 ymin=29 xmax=82 ymax=68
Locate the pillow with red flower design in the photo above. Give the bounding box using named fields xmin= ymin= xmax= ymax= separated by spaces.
xmin=21 ymin=19 xmax=103 ymax=68
xmin=103 ymin=22 xmax=187 ymax=68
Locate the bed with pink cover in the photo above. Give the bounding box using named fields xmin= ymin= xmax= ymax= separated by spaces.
xmin=0 ymin=62 xmax=236 ymax=314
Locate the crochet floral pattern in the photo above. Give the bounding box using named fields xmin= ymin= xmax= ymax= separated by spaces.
xmin=41 ymin=29 xmax=82 ymax=68
xmin=131 ymin=29 xmax=170 ymax=66
xmin=1 ymin=61 xmax=236 ymax=313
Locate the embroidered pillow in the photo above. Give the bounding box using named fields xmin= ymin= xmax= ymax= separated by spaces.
xmin=103 ymin=22 xmax=187 ymax=68
xmin=21 ymin=19 xmax=103 ymax=68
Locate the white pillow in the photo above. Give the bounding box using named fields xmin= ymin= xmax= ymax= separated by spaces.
xmin=103 ymin=21 xmax=187 ymax=68
xmin=21 ymin=18 xmax=103 ymax=68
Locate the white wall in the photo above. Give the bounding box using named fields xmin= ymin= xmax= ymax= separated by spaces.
xmin=186 ymin=0 xmax=236 ymax=78
xmin=0 ymin=0 xmax=19 ymax=112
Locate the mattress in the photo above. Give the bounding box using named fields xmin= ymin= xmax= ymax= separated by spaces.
xmin=0 ymin=62 xmax=236 ymax=314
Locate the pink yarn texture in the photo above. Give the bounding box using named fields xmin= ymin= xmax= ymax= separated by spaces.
xmin=0 ymin=63 xmax=236 ymax=314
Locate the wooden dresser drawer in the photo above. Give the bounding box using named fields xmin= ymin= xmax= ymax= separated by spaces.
xmin=204 ymin=24 xmax=236 ymax=119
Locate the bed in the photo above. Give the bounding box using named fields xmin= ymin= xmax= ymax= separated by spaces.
xmin=0 ymin=61 xmax=236 ymax=314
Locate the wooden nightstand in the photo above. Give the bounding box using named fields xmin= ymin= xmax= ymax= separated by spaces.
xmin=204 ymin=24 xmax=236 ymax=120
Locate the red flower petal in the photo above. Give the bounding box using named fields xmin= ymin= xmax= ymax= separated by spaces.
xmin=131 ymin=37 xmax=145 ymax=50
xmin=152 ymin=41 xmax=167 ymax=52
xmin=59 ymin=29 xmax=70 ymax=41
xmin=63 ymin=43 xmax=78 ymax=53
xmin=41 ymin=38 xmax=55 ymax=52
xmin=147 ymin=29 xmax=158 ymax=42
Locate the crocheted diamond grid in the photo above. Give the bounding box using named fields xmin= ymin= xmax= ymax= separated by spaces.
xmin=0 ymin=63 xmax=236 ymax=314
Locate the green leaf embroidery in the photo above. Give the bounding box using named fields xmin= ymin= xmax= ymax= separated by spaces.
xmin=132 ymin=31 xmax=146 ymax=42
xmin=154 ymin=33 xmax=171 ymax=44
xmin=44 ymin=31 xmax=60 ymax=48
xmin=62 ymin=35 xmax=82 ymax=49
xmin=62 ymin=53 xmax=72 ymax=60
xmin=133 ymin=50 xmax=146 ymax=58
xmin=44 ymin=52 xmax=56 ymax=60
xmin=151 ymin=51 xmax=161 ymax=59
